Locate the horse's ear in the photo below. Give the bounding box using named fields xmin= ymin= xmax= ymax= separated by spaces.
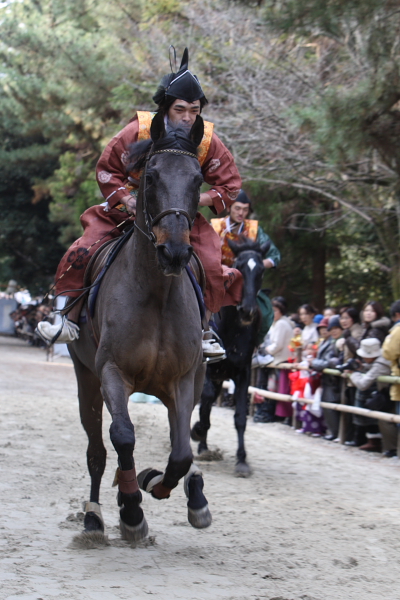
xmin=227 ymin=238 xmax=241 ymax=256
xmin=190 ymin=115 xmax=204 ymax=148
xmin=150 ymin=111 xmax=166 ymax=142
xmin=260 ymin=241 xmax=271 ymax=257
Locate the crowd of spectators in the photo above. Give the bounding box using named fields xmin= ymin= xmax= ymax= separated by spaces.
xmin=253 ymin=298 xmax=400 ymax=459
xmin=1 ymin=279 xmax=53 ymax=346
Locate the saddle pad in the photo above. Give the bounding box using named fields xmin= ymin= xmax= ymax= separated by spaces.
xmin=84 ymin=236 xmax=123 ymax=288
xmin=86 ymin=229 xmax=134 ymax=317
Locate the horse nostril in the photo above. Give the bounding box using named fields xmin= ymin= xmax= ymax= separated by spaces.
xmin=185 ymin=246 xmax=194 ymax=262
xmin=162 ymin=246 xmax=172 ymax=261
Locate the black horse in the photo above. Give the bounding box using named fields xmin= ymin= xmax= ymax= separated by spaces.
xmin=191 ymin=237 xmax=271 ymax=477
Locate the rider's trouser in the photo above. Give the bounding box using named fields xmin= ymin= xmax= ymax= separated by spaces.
xmin=55 ymin=204 xmax=243 ymax=314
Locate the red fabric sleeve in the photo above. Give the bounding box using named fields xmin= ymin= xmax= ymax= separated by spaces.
xmin=96 ymin=118 xmax=140 ymax=209
xmin=201 ymin=132 xmax=242 ymax=215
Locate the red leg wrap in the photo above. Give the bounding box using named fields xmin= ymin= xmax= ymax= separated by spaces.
xmin=152 ymin=482 xmax=172 ymax=499
xmin=115 ymin=467 xmax=139 ymax=494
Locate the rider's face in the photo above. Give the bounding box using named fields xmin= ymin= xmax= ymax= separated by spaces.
xmin=229 ymin=202 xmax=250 ymax=224
xmin=168 ymin=99 xmax=201 ymax=126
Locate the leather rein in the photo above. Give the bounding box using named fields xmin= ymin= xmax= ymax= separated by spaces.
xmin=134 ymin=148 xmax=199 ymax=247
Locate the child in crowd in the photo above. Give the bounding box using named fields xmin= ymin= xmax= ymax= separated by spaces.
xmin=293 ymin=333 xmax=326 ymax=437
xmin=288 ymin=322 xmax=303 ymax=363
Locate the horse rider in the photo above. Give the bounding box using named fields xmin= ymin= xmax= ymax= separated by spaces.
xmin=37 ymin=48 xmax=243 ymax=357
xmin=210 ymin=189 xmax=281 ymax=269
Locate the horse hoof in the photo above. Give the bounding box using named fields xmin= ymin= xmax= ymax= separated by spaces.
xmin=120 ymin=516 xmax=149 ymax=542
xmin=198 ymin=441 xmax=209 ymax=455
xmin=84 ymin=512 xmax=104 ymax=533
xmin=234 ymin=462 xmax=252 ymax=478
xmin=190 ymin=422 xmax=207 ymax=443
xmin=184 ymin=465 xmax=211 ymax=528
xmin=188 ymin=504 xmax=212 ymax=529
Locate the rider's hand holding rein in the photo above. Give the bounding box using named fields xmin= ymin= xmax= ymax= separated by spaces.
xmin=121 ymin=192 xmax=211 ymax=214
xmin=121 ymin=194 xmax=137 ymax=216
xmin=121 ymin=192 xmax=210 ymax=215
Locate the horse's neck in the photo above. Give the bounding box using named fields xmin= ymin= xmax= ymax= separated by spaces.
xmin=220 ymin=306 xmax=260 ymax=345
xmin=122 ymin=216 xmax=176 ymax=301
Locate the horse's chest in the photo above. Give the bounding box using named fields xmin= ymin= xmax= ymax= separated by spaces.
xmin=117 ymin=330 xmax=201 ymax=385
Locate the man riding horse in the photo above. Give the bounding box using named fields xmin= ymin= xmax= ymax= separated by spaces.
xmin=38 ymin=49 xmax=243 ymax=357
xmin=211 ymin=189 xmax=281 ymax=269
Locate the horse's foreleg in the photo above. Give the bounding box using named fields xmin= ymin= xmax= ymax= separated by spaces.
xmin=154 ymin=378 xmax=194 ymax=497
xmin=234 ymin=368 xmax=252 ymax=477
xmin=100 ymin=361 xmax=148 ymax=542
xmin=73 ymin=355 xmax=107 ymax=535
xmin=191 ymin=376 xmax=223 ymax=454
xmin=170 ymin=377 xmax=212 ymax=529
xmin=138 ymin=374 xmax=211 ymax=528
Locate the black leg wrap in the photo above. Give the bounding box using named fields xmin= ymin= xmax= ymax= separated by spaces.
xmin=139 ymin=469 xmax=163 ymax=492
xmin=187 ymin=474 xmax=208 ymax=510
xmin=118 ymin=490 xmax=144 ymax=527
xmin=163 ymin=456 xmax=192 ymax=490
xmin=84 ymin=512 xmax=104 ymax=533
xmin=109 ymin=420 xmax=135 ymax=471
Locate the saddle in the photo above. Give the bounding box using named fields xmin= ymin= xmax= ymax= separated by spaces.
xmin=83 ymin=228 xmax=206 ymax=319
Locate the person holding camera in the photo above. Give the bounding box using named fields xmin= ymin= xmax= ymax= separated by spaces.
xmin=345 ymin=338 xmax=394 ymax=454
xmin=310 ymin=316 xmax=343 ymax=441
xmin=338 ymin=307 xmax=363 ymax=443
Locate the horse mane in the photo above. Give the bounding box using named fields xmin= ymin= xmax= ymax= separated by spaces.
xmin=127 ymin=125 xmax=199 ymax=173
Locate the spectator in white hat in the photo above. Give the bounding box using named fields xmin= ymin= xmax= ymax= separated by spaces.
xmin=348 ymin=338 xmax=395 ymax=454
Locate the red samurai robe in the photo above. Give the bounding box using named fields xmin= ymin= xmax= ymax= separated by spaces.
xmin=55 ymin=111 xmax=243 ymax=313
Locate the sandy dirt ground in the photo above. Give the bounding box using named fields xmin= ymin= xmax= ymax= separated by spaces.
xmin=1 ymin=335 xmax=400 ymax=600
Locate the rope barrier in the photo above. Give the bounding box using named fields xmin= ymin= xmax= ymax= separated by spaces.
xmin=256 ymin=362 xmax=400 ymax=385
xmin=222 ymin=363 xmax=400 ymax=438
xmin=221 ymin=381 xmax=400 ymax=424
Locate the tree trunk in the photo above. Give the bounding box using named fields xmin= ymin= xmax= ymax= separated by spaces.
xmin=391 ymin=257 xmax=400 ymax=300
xmin=311 ymin=233 xmax=326 ymax=311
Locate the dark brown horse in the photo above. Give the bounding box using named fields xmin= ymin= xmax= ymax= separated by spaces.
xmin=68 ymin=112 xmax=211 ymax=543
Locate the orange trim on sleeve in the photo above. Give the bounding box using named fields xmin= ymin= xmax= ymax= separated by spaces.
xmin=136 ymin=111 xmax=214 ymax=166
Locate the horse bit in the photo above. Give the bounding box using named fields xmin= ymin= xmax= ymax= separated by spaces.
xmin=134 ymin=148 xmax=199 ymax=247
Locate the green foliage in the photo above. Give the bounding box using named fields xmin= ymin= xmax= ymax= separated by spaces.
xmin=265 ymin=0 xmax=392 ymax=40
xmin=48 ymin=152 xmax=101 ymax=245
xmin=141 ymin=0 xmax=185 ymax=21
xmin=1 ymin=0 xmax=399 ymax=307
xmin=0 ymin=104 xmax=64 ymax=293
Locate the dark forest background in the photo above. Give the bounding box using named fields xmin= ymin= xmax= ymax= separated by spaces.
xmin=1 ymin=0 xmax=399 ymax=311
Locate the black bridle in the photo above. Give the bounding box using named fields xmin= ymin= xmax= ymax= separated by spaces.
xmin=134 ymin=148 xmax=199 ymax=247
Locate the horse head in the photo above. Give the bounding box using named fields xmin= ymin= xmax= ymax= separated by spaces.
xmin=128 ymin=111 xmax=204 ymax=276
xmin=228 ymin=236 xmax=270 ymax=324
